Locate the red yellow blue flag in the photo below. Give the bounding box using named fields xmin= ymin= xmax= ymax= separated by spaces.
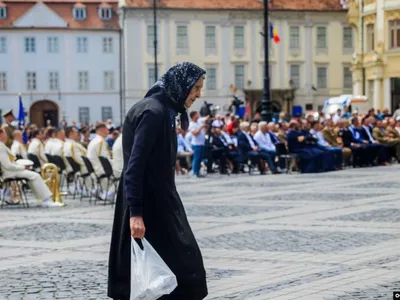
xmin=269 ymin=23 xmax=280 ymax=44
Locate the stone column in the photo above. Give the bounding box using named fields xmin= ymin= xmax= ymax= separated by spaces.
xmin=304 ymin=22 xmax=313 ymax=95
xmin=221 ymin=21 xmax=231 ymax=96
xmin=373 ymin=79 xmax=381 ymax=109
xmin=384 ymin=78 xmax=391 ymax=111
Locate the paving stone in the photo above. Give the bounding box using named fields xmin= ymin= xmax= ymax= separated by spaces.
xmin=185 ymin=205 xmax=289 ymax=217
xmin=0 ymin=222 xmax=111 ymax=242
xmin=255 ymin=193 xmax=389 ymax=202
xmin=327 ymin=281 xmax=400 ymax=300
xmin=198 ymin=230 xmax=398 ymax=253
xmin=349 ymin=182 xmax=400 ymax=189
xmin=327 ymin=209 xmax=400 ymax=222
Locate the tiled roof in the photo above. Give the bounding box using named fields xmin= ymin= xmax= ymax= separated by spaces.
xmin=0 ymin=1 xmax=119 ymax=29
xmin=123 ymin=0 xmax=344 ymax=11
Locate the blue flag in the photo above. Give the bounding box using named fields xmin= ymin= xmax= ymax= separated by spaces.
xmin=17 ymin=95 xmax=28 ymax=144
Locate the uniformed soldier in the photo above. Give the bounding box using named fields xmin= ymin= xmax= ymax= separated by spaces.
xmin=10 ymin=130 xmax=28 ymax=160
xmin=64 ymin=126 xmax=89 ymax=184
xmin=44 ymin=128 xmax=65 ymax=157
xmin=373 ymin=120 xmax=400 ymax=162
xmin=27 ymin=129 xmax=48 ymax=168
xmin=1 ymin=109 xmax=16 ymax=148
xmin=87 ymin=123 xmax=113 ymax=200
xmin=386 ymin=118 xmax=400 ymax=138
xmin=323 ymin=119 xmax=352 ymax=162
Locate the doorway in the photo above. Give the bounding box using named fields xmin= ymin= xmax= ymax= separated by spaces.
xmin=391 ymin=78 xmax=400 ymax=112
xmin=30 ymin=100 xmax=59 ymax=127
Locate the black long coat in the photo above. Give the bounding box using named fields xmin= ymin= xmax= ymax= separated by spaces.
xmin=108 ymin=87 xmax=208 ymax=300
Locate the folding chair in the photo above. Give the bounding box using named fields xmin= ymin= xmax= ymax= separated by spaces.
xmin=51 ymin=155 xmax=69 ymax=191
xmin=82 ymin=156 xmax=111 ymax=205
xmin=275 ymin=143 xmax=297 ymax=174
xmin=65 ymin=156 xmax=89 ymax=200
xmin=99 ymin=156 xmax=119 ymax=205
xmin=27 ymin=153 xmax=41 ymax=172
xmin=0 ymin=165 xmax=30 ymax=208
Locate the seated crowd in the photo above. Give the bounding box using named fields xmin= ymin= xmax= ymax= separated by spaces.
xmin=0 ymin=119 xmax=122 ymax=206
xmin=176 ymin=108 xmax=400 ymax=177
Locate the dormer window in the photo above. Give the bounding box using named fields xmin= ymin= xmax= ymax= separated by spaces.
xmin=0 ymin=5 xmax=7 ymax=19
xmin=73 ymin=5 xmax=87 ymax=20
xmin=99 ymin=7 xmax=112 ymax=20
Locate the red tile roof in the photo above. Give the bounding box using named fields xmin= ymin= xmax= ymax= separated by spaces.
xmin=124 ymin=0 xmax=345 ymax=11
xmin=0 ymin=1 xmax=119 ymax=29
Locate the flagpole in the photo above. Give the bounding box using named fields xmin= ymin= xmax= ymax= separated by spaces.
xmin=261 ymin=0 xmax=272 ymax=122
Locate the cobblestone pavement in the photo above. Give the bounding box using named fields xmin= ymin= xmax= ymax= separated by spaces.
xmin=0 ymin=165 xmax=399 ymax=299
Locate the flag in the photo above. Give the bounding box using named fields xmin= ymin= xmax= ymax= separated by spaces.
xmin=269 ymin=23 xmax=280 ymax=44
xmin=17 ymin=94 xmax=28 ymax=144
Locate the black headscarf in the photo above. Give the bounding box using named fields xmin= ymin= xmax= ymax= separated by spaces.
xmin=152 ymin=62 xmax=206 ymax=130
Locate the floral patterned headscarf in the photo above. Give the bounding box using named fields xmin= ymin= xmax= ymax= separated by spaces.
xmin=155 ymin=62 xmax=206 ymax=130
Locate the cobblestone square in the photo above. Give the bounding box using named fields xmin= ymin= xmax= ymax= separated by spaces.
xmin=0 ymin=165 xmax=399 ymax=299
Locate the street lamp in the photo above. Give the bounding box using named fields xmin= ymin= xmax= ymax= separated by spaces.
xmin=260 ymin=0 xmax=272 ymax=122
xmin=153 ymin=0 xmax=158 ymax=80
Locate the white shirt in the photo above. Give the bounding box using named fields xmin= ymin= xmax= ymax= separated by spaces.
xmin=28 ymin=138 xmax=48 ymax=165
xmin=243 ymin=131 xmax=256 ymax=148
xmin=221 ymin=131 xmax=233 ymax=145
xmin=11 ymin=140 xmax=27 ymax=159
xmin=44 ymin=138 xmax=64 ymax=157
xmin=87 ymin=134 xmax=111 ymax=175
xmin=112 ymin=134 xmax=123 ymax=178
xmin=254 ymin=130 xmax=276 ymax=151
xmin=188 ymin=117 xmax=206 ymax=146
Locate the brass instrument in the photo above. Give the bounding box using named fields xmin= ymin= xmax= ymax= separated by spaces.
xmin=41 ymin=163 xmax=64 ymax=206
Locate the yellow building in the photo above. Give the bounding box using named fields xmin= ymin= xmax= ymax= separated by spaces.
xmin=348 ymin=0 xmax=400 ymax=112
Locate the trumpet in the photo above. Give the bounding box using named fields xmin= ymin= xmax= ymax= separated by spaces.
xmin=41 ymin=163 xmax=64 ymax=206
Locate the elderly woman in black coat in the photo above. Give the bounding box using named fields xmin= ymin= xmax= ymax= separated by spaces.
xmin=108 ymin=62 xmax=208 ymax=300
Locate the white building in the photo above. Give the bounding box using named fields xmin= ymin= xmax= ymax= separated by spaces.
xmin=120 ymin=0 xmax=353 ymax=117
xmin=0 ymin=0 xmax=121 ymax=127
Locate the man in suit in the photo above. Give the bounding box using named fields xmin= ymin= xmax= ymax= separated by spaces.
xmin=339 ymin=119 xmax=369 ymax=167
xmin=0 ymin=128 xmax=55 ymax=206
xmin=207 ymin=122 xmax=240 ymax=174
xmin=359 ymin=116 xmax=389 ymax=165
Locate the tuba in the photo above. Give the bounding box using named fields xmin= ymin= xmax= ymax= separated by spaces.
xmin=41 ymin=163 xmax=64 ymax=206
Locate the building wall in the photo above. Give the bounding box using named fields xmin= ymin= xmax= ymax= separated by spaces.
xmin=0 ymin=29 xmax=121 ymax=124
xmin=123 ymin=8 xmax=353 ymax=114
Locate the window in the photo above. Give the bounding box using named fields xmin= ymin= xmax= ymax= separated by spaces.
xmin=0 ymin=7 xmax=7 ymax=19
xmin=26 ymin=72 xmax=36 ymax=91
xmin=343 ymin=27 xmax=353 ymax=50
xmin=73 ymin=7 xmax=86 ymax=20
xmin=0 ymin=37 xmax=6 ymax=53
xmin=49 ymin=71 xmax=59 ymax=91
xmin=103 ymin=37 xmax=113 ymax=53
xmin=78 ymin=71 xmax=89 ymax=90
xmin=234 ymin=26 xmax=244 ymax=49
xmin=289 ymin=26 xmax=300 ymax=49
xmin=176 ymin=25 xmax=188 ymax=52
xmin=343 ymin=66 xmax=352 ymax=89
xmin=47 ymin=37 xmax=59 ymax=53
xmin=79 ymin=107 xmax=90 ymax=124
xmin=147 ymin=66 xmax=157 ymax=89
xmin=389 ymin=20 xmax=400 ymax=49
xmin=366 ymin=24 xmax=374 ymax=52
xmin=104 ymin=71 xmax=114 ymax=90
xmin=77 ymin=37 xmax=88 ymax=53
xmin=102 ymin=107 xmax=112 ymax=121
xmin=98 ymin=7 xmax=112 ymax=20
xmin=305 ymin=103 xmax=313 ymax=111
xmin=147 ymin=25 xmax=159 ymax=52
xmin=234 ymin=65 xmax=245 ymax=89
xmin=317 ymin=66 xmax=327 ymax=89
xmin=24 ymin=37 xmax=35 ymax=53
xmin=205 ymin=67 xmax=216 ymax=90
xmin=290 ymin=65 xmax=300 ymax=88
xmin=316 ymin=27 xmax=327 ymax=49
xmin=0 ymin=72 xmax=7 ymax=90
xmin=205 ymin=26 xmax=216 ymax=53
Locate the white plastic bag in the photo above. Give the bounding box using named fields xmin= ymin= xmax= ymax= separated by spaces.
xmin=130 ymin=238 xmax=178 ymax=300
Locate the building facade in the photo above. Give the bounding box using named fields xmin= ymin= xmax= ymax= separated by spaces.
xmin=120 ymin=0 xmax=353 ymax=116
xmin=0 ymin=0 xmax=121 ymax=127
xmin=348 ymin=0 xmax=400 ymax=112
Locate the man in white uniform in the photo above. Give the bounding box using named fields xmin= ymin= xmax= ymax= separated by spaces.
xmin=87 ymin=123 xmax=113 ymax=199
xmin=28 ymin=129 xmax=47 ymax=168
xmin=0 ymin=128 xmax=55 ymax=206
xmin=112 ymin=133 xmax=123 ymax=179
xmin=11 ymin=130 xmax=27 ymax=159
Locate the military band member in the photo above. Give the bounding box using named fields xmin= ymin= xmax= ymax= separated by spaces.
xmin=27 ymin=129 xmax=48 ymax=167
xmin=11 ymin=130 xmax=28 ymax=160
xmin=323 ymin=119 xmax=352 ymax=161
xmin=1 ymin=109 xmax=16 ymax=148
xmin=44 ymin=128 xmax=65 ymax=157
xmin=87 ymin=123 xmax=113 ymax=199
xmin=0 ymin=128 xmax=54 ymax=206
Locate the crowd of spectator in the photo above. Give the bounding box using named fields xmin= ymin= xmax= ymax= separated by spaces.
xmin=176 ymin=107 xmax=400 ymax=177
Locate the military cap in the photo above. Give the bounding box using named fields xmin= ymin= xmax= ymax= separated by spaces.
xmin=2 ymin=109 xmax=13 ymax=118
